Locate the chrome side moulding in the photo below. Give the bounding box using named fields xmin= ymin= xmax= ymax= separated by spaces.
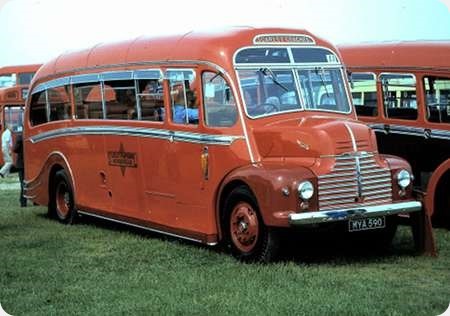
xmin=288 ymin=201 xmax=422 ymax=225
xmin=369 ymin=123 xmax=450 ymax=141
xmin=77 ymin=210 xmax=218 ymax=246
xmin=29 ymin=126 xmax=245 ymax=146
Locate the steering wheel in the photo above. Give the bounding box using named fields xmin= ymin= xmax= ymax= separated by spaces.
xmin=249 ymin=103 xmax=280 ymax=116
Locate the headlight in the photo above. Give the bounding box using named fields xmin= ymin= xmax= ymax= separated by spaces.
xmin=298 ymin=181 xmax=314 ymax=200
xmin=397 ymin=169 xmax=411 ymax=189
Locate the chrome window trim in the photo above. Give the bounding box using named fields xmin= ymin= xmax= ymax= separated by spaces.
xmin=350 ymin=72 xmax=377 ymax=82
xmin=295 ymin=67 xmax=353 ymax=115
xmin=236 ymin=66 xmax=352 ymax=119
xmin=348 ymin=71 xmax=378 ymax=112
xmin=165 ymin=68 xmax=196 ymax=81
xmin=422 ymin=76 xmax=450 ymax=125
xmin=133 ymin=69 xmax=163 ymax=80
xmin=44 ymin=89 xmax=50 ymax=122
xmin=46 ymin=77 xmax=70 ymax=90
xmin=101 ymin=71 xmax=133 ymax=81
xmin=379 ymin=72 xmax=418 ymax=120
xmin=236 ymin=68 xmax=303 ymax=119
xmin=100 ymin=81 xmax=106 ymax=119
xmin=220 ymin=70 xmax=255 ymax=163
xmin=71 ymin=73 xmax=100 ymax=85
xmin=33 ymin=83 xmax=47 ymax=94
xmin=165 ymin=68 xmax=196 ymax=125
xmin=378 ymin=72 xmax=416 ymax=82
xmin=235 ymin=64 xmax=342 ymax=71
xmin=31 ymin=69 xmax=164 ymax=96
xmin=134 ymin=79 xmax=142 ymax=120
xmin=201 ymin=71 xmax=238 ymax=128
xmin=233 ymin=46 xmax=342 ymax=66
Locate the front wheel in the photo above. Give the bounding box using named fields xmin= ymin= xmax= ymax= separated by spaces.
xmin=223 ymin=186 xmax=279 ymax=263
xmin=49 ymin=170 xmax=77 ymax=224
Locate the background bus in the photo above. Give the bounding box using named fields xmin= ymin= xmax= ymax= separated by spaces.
xmin=339 ymin=41 xmax=450 ymax=228
xmin=0 ymin=64 xmax=41 ymax=166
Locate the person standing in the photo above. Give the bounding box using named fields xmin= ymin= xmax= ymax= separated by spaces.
xmin=13 ymin=133 xmax=26 ymax=207
xmin=0 ymin=124 xmax=13 ymax=178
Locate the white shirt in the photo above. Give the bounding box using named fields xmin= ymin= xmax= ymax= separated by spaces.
xmin=1 ymin=128 xmax=12 ymax=151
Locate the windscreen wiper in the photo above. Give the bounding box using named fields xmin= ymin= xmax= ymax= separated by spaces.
xmin=259 ymin=68 xmax=289 ymax=92
xmin=315 ymin=67 xmax=330 ymax=98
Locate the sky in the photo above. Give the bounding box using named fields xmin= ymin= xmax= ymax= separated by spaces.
xmin=0 ymin=0 xmax=449 ymax=67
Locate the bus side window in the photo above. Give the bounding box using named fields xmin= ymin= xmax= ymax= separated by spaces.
xmin=48 ymin=86 xmax=71 ymax=121
xmin=167 ymin=70 xmax=198 ymax=125
xmin=380 ymin=73 xmax=417 ymax=120
xmin=349 ymin=73 xmax=378 ymax=117
xmin=29 ymin=90 xmax=47 ymax=126
xmin=73 ymin=82 xmax=103 ymax=119
xmin=4 ymin=106 xmax=24 ymax=132
xmin=202 ymin=72 xmax=237 ymax=127
xmin=104 ymin=80 xmax=137 ymax=120
xmin=137 ymin=79 xmax=164 ymax=121
xmin=424 ymin=76 xmax=450 ymax=124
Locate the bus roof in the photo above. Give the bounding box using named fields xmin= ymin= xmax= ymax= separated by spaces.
xmin=339 ymin=41 xmax=450 ymax=71
xmin=0 ymin=64 xmax=42 ymax=76
xmin=32 ymin=27 xmax=338 ymax=84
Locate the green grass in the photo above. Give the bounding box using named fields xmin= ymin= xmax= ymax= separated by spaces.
xmin=1 ymin=181 xmax=449 ymax=316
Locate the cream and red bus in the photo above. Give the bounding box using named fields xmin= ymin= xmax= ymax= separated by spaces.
xmin=0 ymin=64 xmax=41 ymax=165
xmin=24 ymin=28 xmax=421 ymax=262
xmin=340 ymin=42 xmax=450 ymax=228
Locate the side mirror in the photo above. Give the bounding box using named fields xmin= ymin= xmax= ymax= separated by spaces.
xmin=347 ymin=71 xmax=354 ymax=89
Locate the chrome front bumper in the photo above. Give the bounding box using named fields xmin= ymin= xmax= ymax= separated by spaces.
xmin=288 ymin=201 xmax=422 ymax=225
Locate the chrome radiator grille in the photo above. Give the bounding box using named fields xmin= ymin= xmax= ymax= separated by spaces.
xmin=318 ymin=153 xmax=393 ymax=211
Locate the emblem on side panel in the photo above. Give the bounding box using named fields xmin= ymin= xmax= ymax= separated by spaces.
xmin=108 ymin=143 xmax=137 ymax=176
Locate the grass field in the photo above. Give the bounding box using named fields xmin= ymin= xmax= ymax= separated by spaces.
xmin=1 ymin=177 xmax=449 ymax=315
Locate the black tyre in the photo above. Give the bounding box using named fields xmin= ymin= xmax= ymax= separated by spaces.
xmin=223 ymin=186 xmax=279 ymax=263
xmin=49 ymin=170 xmax=77 ymax=224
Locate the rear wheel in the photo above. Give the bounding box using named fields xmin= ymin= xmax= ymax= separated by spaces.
xmin=49 ymin=170 xmax=77 ymax=224
xmin=223 ymin=186 xmax=279 ymax=263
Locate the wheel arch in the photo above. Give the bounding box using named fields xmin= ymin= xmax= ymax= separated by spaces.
xmin=216 ymin=179 xmax=254 ymax=241
xmin=214 ymin=163 xmax=315 ymax=241
xmin=425 ymin=158 xmax=450 ymax=217
xmin=39 ymin=151 xmax=76 ymax=206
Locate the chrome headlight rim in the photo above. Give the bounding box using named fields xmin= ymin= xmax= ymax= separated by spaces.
xmin=298 ymin=180 xmax=314 ymax=200
xmin=396 ymin=169 xmax=411 ymax=189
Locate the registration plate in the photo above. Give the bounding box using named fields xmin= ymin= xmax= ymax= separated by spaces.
xmin=348 ymin=216 xmax=385 ymax=232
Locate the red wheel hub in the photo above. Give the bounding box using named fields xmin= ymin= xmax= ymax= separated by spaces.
xmin=56 ymin=182 xmax=70 ymax=217
xmin=230 ymin=202 xmax=259 ymax=252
